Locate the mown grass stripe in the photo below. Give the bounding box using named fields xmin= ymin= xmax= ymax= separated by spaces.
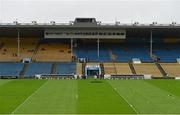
xmin=107 ymin=80 xmax=138 ymax=114
xmin=77 ymin=80 xmax=135 ymax=114
xmin=14 ymin=80 xmax=77 ymax=114
xmin=0 ymin=80 xmax=46 ymax=114
xmin=145 ymin=80 xmax=180 ymax=98
xmin=0 ymin=80 xmax=12 ymax=86
xmin=11 ymin=80 xmax=48 ymax=114
xmin=109 ymin=80 xmax=180 ymax=114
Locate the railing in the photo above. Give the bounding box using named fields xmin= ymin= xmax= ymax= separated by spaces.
xmin=0 ymin=22 xmax=180 ymax=27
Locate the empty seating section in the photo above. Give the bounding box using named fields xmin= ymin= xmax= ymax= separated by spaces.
xmin=75 ymin=44 xmax=99 ymax=61
xmin=34 ymin=43 xmax=71 ymax=62
xmin=111 ymin=44 xmax=152 ymax=62
xmin=153 ymin=44 xmax=180 ymax=62
xmin=76 ymin=63 xmax=82 ymax=75
xmin=0 ymin=38 xmax=38 ymax=61
xmin=115 ymin=63 xmax=132 ymax=74
xmin=160 ymin=63 xmax=180 ymax=77
xmin=75 ymin=43 xmax=111 ymax=61
xmin=25 ymin=63 xmax=52 ymax=76
xmin=1 ymin=38 xmax=179 ymax=63
xmin=0 ymin=63 xmax=23 ymax=76
xmin=104 ymin=63 xmax=132 ymax=75
xmin=75 ymin=43 xmax=152 ymax=62
xmin=134 ymin=63 xmax=162 ymax=77
xmin=56 ymin=63 xmax=76 ymax=74
xmin=104 ymin=63 xmax=116 ymax=75
xmin=0 ymin=38 xmax=20 ymax=61
xmin=19 ymin=38 xmax=38 ymax=58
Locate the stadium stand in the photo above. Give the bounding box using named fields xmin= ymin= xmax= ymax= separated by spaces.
xmin=56 ymin=62 xmax=76 ymax=74
xmin=75 ymin=43 xmax=100 ymax=61
xmin=115 ymin=63 xmax=132 ymax=75
xmin=34 ymin=42 xmax=71 ymax=62
xmin=0 ymin=38 xmax=20 ymax=61
xmin=24 ymin=63 xmax=52 ymax=77
xmin=20 ymin=38 xmax=38 ymax=58
xmin=104 ymin=63 xmax=117 ymax=75
xmin=75 ymin=43 xmax=152 ymax=62
xmin=104 ymin=63 xmax=132 ymax=75
xmin=112 ymin=43 xmax=152 ymax=62
xmin=86 ymin=62 xmax=100 ymax=66
xmin=160 ymin=63 xmax=180 ymax=77
xmin=153 ymin=43 xmax=180 ymax=62
xmin=133 ymin=63 xmax=162 ymax=77
xmin=76 ymin=63 xmax=83 ymax=75
xmin=0 ymin=18 xmax=180 ymax=79
xmin=0 ymin=38 xmax=38 ymax=61
xmin=0 ymin=62 xmax=23 ymax=77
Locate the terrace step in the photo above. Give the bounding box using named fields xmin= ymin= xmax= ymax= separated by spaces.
xmin=129 ymin=62 xmax=136 ymax=74
xmin=19 ymin=63 xmax=29 ymax=79
xmin=155 ymin=62 xmax=168 ymax=78
xmin=51 ymin=63 xmax=57 ymax=74
xmin=82 ymin=62 xmax=86 ymax=76
xmin=100 ymin=62 xmax=105 ymax=75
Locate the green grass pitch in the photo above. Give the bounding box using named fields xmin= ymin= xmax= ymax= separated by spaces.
xmin=1 ymin=79 xmax=180 ymax=114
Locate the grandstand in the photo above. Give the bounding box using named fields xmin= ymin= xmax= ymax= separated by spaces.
xmin=133 ymin=63 xmax=162 ymax=77
xmin=104 ymin=63 xmax=132 ymax=75
xmin=34 ymin=42 xmax=71 ymax=62
xmin=0 ymin=18 xmax=180 ymax=79
xmin=0 ymin=62 xmax=23 ymax=78
xmin=160 ymin=63 xmax=180 ymax=77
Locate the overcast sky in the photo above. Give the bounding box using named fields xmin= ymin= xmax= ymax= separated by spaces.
xmin=0 ymin=0 xmax=179 ymax=23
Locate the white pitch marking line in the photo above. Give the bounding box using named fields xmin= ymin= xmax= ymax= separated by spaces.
xmin=11 ymin=80 xmax=49 ymax=114
xmin=114 ymin=87 xmax=139 ymax=114
xmin=108 ymin=81 xmax=139 ymax=114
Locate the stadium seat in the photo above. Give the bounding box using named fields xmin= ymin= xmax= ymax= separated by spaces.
xmin=0 ymin=38 xmax=38 ymax=61
xmin=0 ymin=62 xmax=23 ymax=77
xmin=34 ymin=42 xmax=71 ymax=62
xmin=160 ymin=63 xmax=180 ymax=77
xmin=56 ymin=62 xmax=76 ymax=75
xmin=133 ymin=63 xmax=162 ymax=77
xmin=153 ymin=44 xmax=180 ymax=62
xmin=24 ymin=62 xmax=52 ymax=77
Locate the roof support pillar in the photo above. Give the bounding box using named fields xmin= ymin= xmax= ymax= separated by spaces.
xmin=17 ymin=29 xmax=20 ymax=57
xmin=71 ymin=38 xmax=73 ymax=58
xmin=97 ymin=38 xmax=100 ymax=59
xmin=150 ymin=30 xmax=153 ymax=58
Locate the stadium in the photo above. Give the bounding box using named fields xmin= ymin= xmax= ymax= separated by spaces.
xmin=1 ymin=17 xmax=180 ymax=114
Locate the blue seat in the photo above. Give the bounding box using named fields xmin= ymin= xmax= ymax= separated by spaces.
xmin=25 ymin=63 xmax=52 ymax=76
xmin=75 ymin=43 xmax=152 ymax=62
xmin=0 ymin=63 xmax=23 ymax=77
xmin=56 ymin=62 xmax=76 ymax=75
xmin=153 ymin=44 xmax=180 ymax=62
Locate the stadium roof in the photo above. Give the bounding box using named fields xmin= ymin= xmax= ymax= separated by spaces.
xmin=0 ymin=18 xmax=180 ymax=38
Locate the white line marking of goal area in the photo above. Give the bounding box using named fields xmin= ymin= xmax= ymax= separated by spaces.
xmin=11 ymin=80 xmax=49 ymax=114
xmin=108 ymin=81 xmax=139 ymax=114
